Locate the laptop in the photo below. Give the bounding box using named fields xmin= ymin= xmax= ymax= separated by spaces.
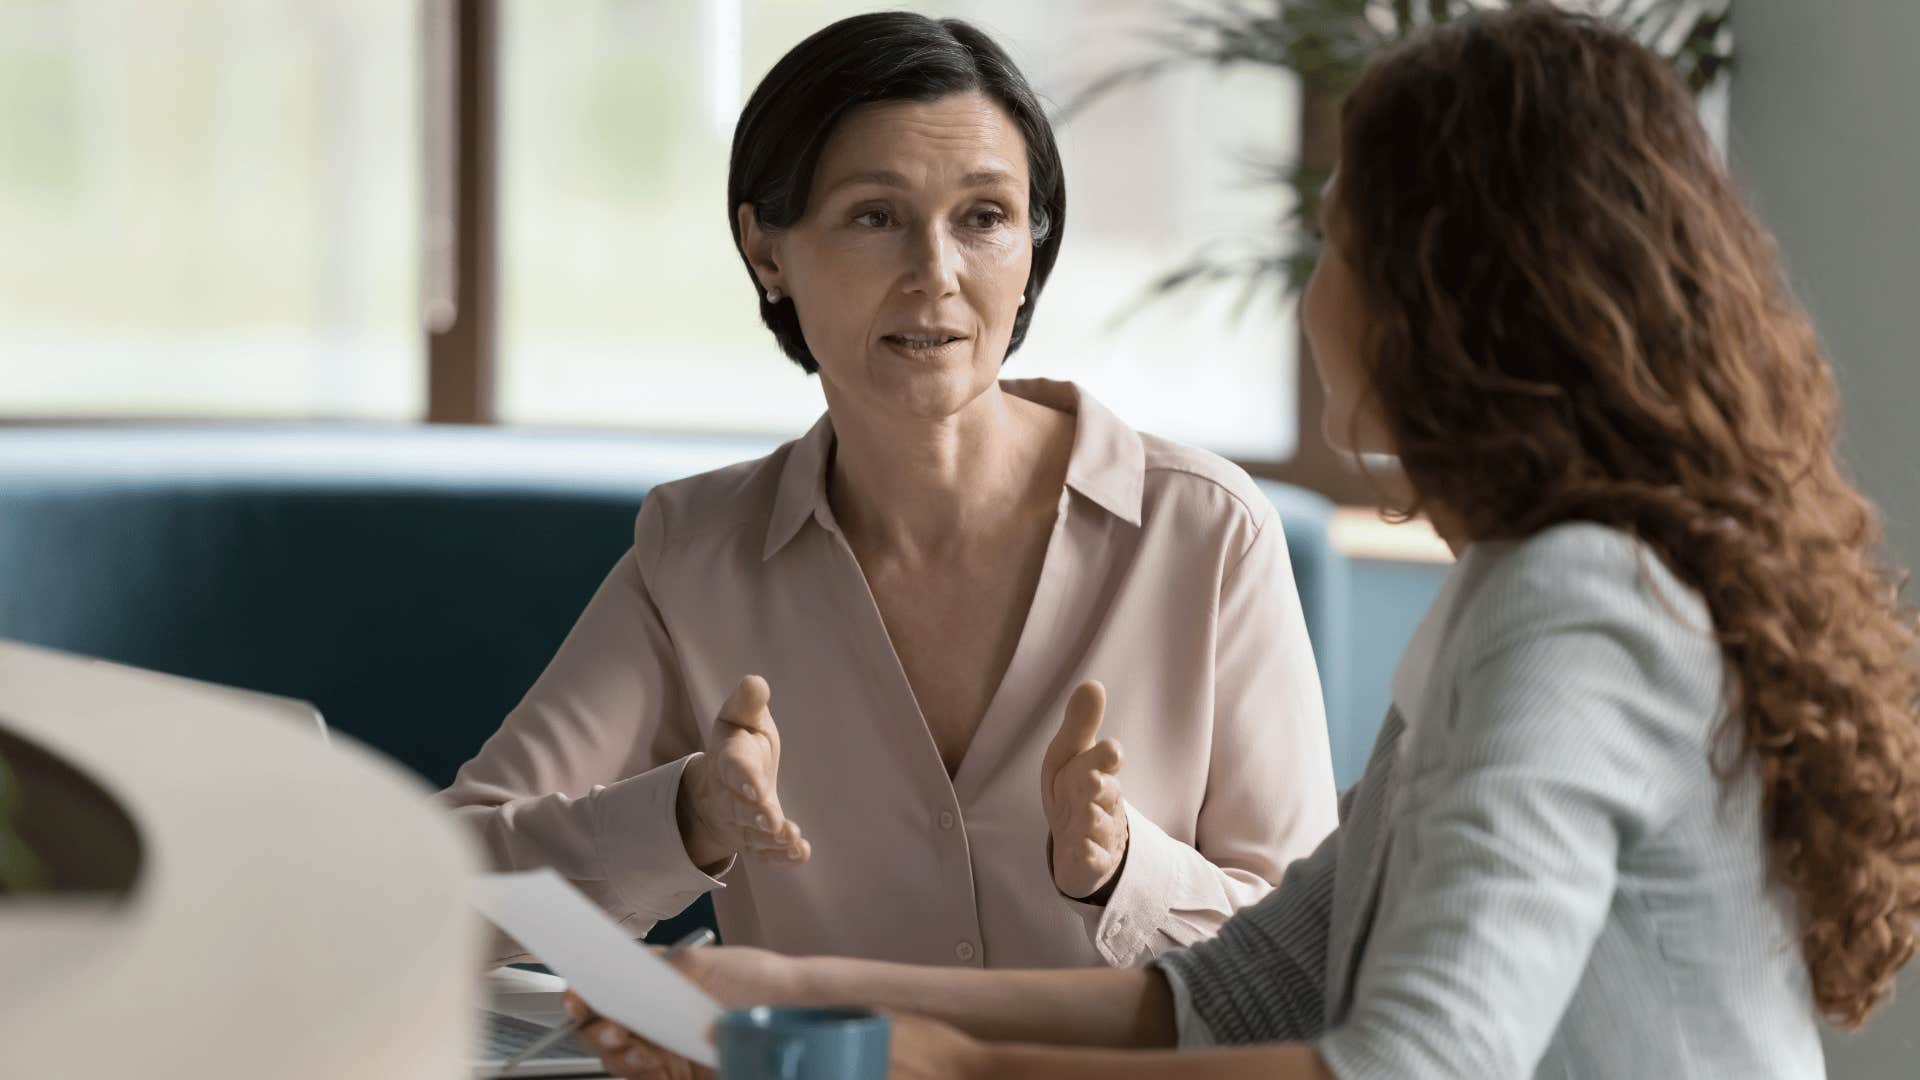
xmin=474 ymin=1009 xmax=605 ymax=1077
xmin=476 ymin=966 xmax=606 ymax=1077
xmin=83 ymin=657 xmax=606 ymax=1077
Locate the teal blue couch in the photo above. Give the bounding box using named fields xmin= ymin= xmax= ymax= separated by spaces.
xmin=0 ymin=426 xmax=1349 ymax=939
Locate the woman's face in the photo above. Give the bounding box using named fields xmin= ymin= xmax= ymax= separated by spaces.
xmin=738 ymin=91 xmax=1036 ymax=420
xmin=1302 ymin=178 xmax=1393 ymax=455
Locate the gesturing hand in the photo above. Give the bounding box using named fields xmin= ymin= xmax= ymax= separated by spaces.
xmin=1040 ymin=680 xmax=1129 ymax=901
xmin=676 ymin=675 xmax=812 ymax=869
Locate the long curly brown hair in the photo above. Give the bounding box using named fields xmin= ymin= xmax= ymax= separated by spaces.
xmin=1332 ymin=6 xmax=1920 ymax=1027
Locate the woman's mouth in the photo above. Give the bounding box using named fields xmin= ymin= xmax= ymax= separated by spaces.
xmin=881 ymin=333 xmax=968 ymax=358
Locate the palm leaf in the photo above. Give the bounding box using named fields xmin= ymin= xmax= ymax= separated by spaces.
xmin=1068 ymin=0 xmax=1734 ymax=318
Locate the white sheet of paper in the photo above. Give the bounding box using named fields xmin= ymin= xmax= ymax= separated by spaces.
xmin=471 ymin=869 xmax=721 ymax=1067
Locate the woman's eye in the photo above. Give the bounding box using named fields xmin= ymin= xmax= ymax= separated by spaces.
xmin=969 ymin=208 xmax=1009 ymax=229
xmin=854 ymin=209 xmax=894 ymax=228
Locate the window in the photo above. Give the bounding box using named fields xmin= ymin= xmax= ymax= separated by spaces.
xmin=0 ymin=0 xmax=422 ymax=419
xmin=498 ymin=0 xmax=1301 ymax=460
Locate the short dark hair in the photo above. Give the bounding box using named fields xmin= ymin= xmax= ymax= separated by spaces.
xmin=727 ymin=13 xmax=1067 ymax=374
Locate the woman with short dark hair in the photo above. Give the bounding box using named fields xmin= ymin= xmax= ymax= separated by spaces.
xmin=441 ymin=11 xmax=1336 ymax=975
xmin=727 ymin=14 xmax=1066 ymax=376
xmin=574 ymin=8 xmax=1920 ymax=1078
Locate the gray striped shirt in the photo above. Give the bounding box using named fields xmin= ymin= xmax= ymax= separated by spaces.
xmin=1156 ymin=523 xmax=1825 ymax=1077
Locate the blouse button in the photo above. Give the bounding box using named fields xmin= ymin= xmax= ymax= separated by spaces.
xmin=937 ymin=810 xmax=956 ymax=831
xmin=954 ymin=941 xmax=977 ymax=963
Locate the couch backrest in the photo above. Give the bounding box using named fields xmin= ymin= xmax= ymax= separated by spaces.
xmin=0 ymin=428 xmax=1346 ymax=790
xmin=1 ymin=481 xmax=650 ymax=788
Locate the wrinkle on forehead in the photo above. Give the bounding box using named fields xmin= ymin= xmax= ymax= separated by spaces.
xmin=813 ymin=92 xmax=1030 ymax=190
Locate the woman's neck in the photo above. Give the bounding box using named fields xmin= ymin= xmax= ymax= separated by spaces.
xmin=823 ymin=382 xmax=1073 ymax=561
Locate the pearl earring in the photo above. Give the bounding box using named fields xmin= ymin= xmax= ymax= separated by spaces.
xmin=765 ymin=287 xmax=783 ymax=303
xmin=1018 ymin=294 xmax=1026 ymax=307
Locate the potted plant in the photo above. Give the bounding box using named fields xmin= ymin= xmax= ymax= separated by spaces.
xmin=1067 ymin=0 xmax=1733 ymax=306
xmin=1063 ymin=1 xmax=1731 ymax=503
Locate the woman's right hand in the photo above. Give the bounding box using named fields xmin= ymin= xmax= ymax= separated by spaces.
xmin=676 ymin=675 xmax=812 ymax=869
xmin=566 ymin=945 xmax=799 ymax=1079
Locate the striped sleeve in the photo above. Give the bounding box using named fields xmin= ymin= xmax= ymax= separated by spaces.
xmin=1152 ymin=768 xmax=1371 ymax=1045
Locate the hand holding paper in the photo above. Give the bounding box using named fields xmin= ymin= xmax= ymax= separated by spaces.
xmin=471 ymin=869 xmax=721 ymax=1068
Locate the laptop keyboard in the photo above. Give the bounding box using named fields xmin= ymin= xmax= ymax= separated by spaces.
xmin=481 ymin=1010 xmax=594 ymax=1062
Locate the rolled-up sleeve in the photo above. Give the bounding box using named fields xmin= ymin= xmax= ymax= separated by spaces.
xmin=1081 ymin=502 xmax=1338 ymax=965
xmin=1317 ymin=546 xmax=1703 ymax=1078
xmin=439 ymin=498 xmax=725 ymax=963
xmin=1156 ymin=947 xmax=1221 ymax=1048
xmin=1150 ymin=781 xmax=1348 ymax=1045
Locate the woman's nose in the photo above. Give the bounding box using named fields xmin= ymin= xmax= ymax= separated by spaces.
xmin=902 ymin=222 xmax=962 ymax=298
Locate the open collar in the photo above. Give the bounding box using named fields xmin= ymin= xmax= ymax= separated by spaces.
xmin=761 ymin=379 xmax=1145 ymax=561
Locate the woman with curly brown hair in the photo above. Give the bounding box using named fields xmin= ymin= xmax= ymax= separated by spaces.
xmin=573 ymin=7 xmax=1920 ymax=1077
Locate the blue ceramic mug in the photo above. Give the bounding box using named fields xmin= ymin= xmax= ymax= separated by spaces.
xmin=715 ymin=1006 xmax=890 ymax=1080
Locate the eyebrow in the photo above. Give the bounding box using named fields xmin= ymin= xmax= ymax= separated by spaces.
xmin=820 ymin=169 xmax=1022 ymax=197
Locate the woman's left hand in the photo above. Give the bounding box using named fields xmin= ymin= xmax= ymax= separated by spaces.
xmin=888 ymin=1012 xmax=993 ymax=1080
xmin=1042 ymin=680 xmax=1130 ymax=900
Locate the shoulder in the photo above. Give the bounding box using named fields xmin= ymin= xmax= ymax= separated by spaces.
xmin=1136 ymin=432 xmax=1276 ymax=549
xmin=632 ymin=442 xmax=793 ymax=559
xmin=1446 ymin=522 xmax=1724 ymax=733
xmin=1461 ymin=523 xmax=1712 ymax=646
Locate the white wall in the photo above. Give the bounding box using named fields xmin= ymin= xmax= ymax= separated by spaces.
xmin=1729 ymin=2 xmax=1920 ymax=1076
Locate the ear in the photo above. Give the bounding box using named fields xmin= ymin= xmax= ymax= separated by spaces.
xmin=736 ymin=203 xmax=786 ymax=296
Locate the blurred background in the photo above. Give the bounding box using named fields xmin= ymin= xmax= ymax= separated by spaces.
xmin=0 ymin=0 xmax=1300 ymax=457
xmin=1 ymin=1 xmax=1914 ymax=1073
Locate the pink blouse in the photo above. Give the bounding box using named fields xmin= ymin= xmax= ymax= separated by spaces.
xmin=441 ymin=379 xmax=1337 ymax=970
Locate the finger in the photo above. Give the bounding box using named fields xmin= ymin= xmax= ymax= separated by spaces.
xmin=1081 ymin=737 xmax=1123 ymax=776
xmin=755 ymin=833 xmax=812 ymax=863
xmin=1075 ymin=793 xmax=1129 ymax=848
xmin=1089 ymin=801 xmax=1127 ymax=849
xmin=744 ymin=831 xmax=799 ymax=856
xmin=610 ymin=1035 xmax=682 ymax=1079
xmin=584 ymin=1018 xmax=641 ymax=1055
xmin=721 ymin=781 xmax=799 ymax=852
xmin=563 ymin=989 xmax=591 ymax=1023
xmin=1090 ymin=770 xmax=1124 ymax=813
xmin=1041 ymin=681 xmax=1106 ymax=796
xmin=716 ymin=675 xmax=774 ymax=735
xmin=1059 ymin=834 xmax=1121 ymax=891
xmin=1060 ymin=756 xmax=1123 ymax=804
xmin=718 ymin=778 xmax=786 ymax=835
xmin=604 ymin=1047 xmax=646 ymax=1079
xmin=619 ymin=1044 xmax=673 ymax=1078
xmin=1062 ymin=766 xmax=1105 ymax=807
xmin=745 ymin=824 xmax=810 ymax=861
xmin=775 ymin=819 xmax=809 ymax=854
xmin=1070 ymin=796 xmax=1117 ymax=842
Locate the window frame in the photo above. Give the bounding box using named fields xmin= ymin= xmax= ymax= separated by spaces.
xmin=425 ymin=0 xmax=498 ymax=425
xmin=5 ymin=0 xmax=1376 ymax=509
